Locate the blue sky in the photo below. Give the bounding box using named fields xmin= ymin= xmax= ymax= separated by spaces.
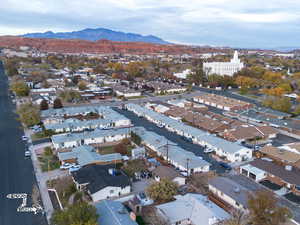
xmin=1 ymin=0 xmax=300 ymax=48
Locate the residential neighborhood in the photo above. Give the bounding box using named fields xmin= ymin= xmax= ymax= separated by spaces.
xmin=2 ymin=25 xmax=300 ymax=225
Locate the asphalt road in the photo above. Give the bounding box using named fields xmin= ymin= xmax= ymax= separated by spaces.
xmin=114 ymin=108 xmax=227 ymax=174
xmin=0 ymin=62 xmax=47 ymax=225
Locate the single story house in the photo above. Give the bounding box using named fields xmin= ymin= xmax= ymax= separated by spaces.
xmin=57 ymin=145 xmax=122 ymax=167
xmin=95 ymin=200 xmax=138 ymax=225
xmin=71 ymin=164 xmax=131 ymax=202
xmin=156 ymin=193 xmax=230 ymax=225
xmin=153 ymin=166 xmax=186 ymax=186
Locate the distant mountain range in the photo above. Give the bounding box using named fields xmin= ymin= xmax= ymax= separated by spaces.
xmin=21 ymin=28 xmax=170 ymax=44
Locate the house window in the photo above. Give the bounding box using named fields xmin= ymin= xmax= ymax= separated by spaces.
xmin=236 ymin=202 xmax=240 ymax=207
xmin=110 ymin=190 xmax=114 ymax=194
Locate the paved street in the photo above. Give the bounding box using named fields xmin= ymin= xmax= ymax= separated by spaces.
xmin=114 ymin=108 xmax=227 ymax=173
xmin=0 ymin=62 xmax=47 ymax=225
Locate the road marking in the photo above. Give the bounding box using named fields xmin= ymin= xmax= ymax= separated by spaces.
xmin=6 ymin=193 xmax=43 ymax=214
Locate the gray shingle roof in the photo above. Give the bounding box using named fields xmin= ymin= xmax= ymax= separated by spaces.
xmin=95 ymin=200 xmax=138 ymax=225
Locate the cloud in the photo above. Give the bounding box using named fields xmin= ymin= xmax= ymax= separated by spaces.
xmin=0 ymin=0 xmax=299 ymax=48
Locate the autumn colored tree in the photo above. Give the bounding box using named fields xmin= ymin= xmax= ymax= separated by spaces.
xmin=40 ymin=99 xmax=49 ymax=111
xmin=263 ymin=71 xmax=283 ymax=85
xmin=10 ymin=80 xmax=30 ymax=97
xmin=262 ymin=87 xmax=285 ymax=97
xmin=262 ymin=97 xmax=291 ymax=112
xmin=17 ymin=103 xmax=40 ymax=127
xmin=235 ymin=76 xmax=256 ymax=88
xmin=147 ymin=179 xmax=178 ymax=202
xmin=59 ymin=90 xmax=81 ymax=103
xmin=4 ymin=58 xmax=19 ymax=76
xmin=125 ymin=62 xmax=142 ymax=78
xmin=78 ymin=80 xmax=88 ymax=90
xmin=53 ymin=98 xmax=63 ymax=109
xmin=248 ymin=190 xmax=292 ymax=225
xmin=278 ymin=83 xmax=292 ymax=93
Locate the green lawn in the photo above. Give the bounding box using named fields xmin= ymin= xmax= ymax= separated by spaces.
xmin=98 ymin=145 xmax=115 ymax=155
xmin=98 ymin=144 xmax=134 ymax=156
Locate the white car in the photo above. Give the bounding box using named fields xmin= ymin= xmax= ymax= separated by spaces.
xmin=204 ymin=148 xmax=214 ymax=153
xmin=22 ymin=136 xmax=28 ymax=141
xmin=25 ymin=151 xmax=31 ymax=157
xmin=69 ymin=165 xmax=81 ymax=174
xmin=157 ymin=124 xmax=164 ymax=128
xmin=60 ymin=163 xmax=74 ymax=170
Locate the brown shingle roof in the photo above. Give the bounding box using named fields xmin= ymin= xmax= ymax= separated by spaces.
xmin=260 ymin=146 xmax=300 ymax=164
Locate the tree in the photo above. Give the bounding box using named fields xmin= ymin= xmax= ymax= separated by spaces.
xmin=262 ymin=97 xmax=291 ymax=113
xmin=263 ymin=71 xmax=283 ymax=85
xmin=235 ymin=76 xmax=256 ymax=89
xmin=50 ymin=202 xmax=99 ymax=225
xmin=17 ymin=103 xmax=40 ymax=127
xmin=122 ymin=159 xmax=147 ymax=177
xmin=78 ymin=81 xmax=88 ymax=90
xmin=59 ymin=90 xmax=81 ymax=103
xmin=53 ymin=98 xmax=63 ymax=109
xmin=40 ymin=99 xmax=49 ymax=111
xmin=125 ymin=62 xmax=142 ymax=78
xmin=221 ymin=210 xmax=248 ymax=225
xmin=147 ymin=179 xmax=178 ymax=202
xmin=262 ymin=87 xmax=285 ymax=97
xmin=278 ymin=83 xmax=292 ymax=93
xmin=4 ymin=58 xmax=19 ymax=76
xmin=248 ymin=190 xmax=292 ymax=225
xmin=130 ymin=131 xmax=142 ymax=145
xmin=294 ymin=105 xmax=300 ymax=115
xmin=187 ymin=63 xmax=205 ymax=85
xmin=10 ymin=80 xmax=30 ymax=97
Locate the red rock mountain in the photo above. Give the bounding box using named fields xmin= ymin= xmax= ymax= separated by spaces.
xmin=0 ymin=36 xmax=229 ymax=55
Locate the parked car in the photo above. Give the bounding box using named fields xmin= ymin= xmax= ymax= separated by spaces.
xmin=22 ymin=136 xmax=28 ymax=141
xmin=24 ymin=151 xmax=31 ymax=157
xmin=137 ymin=192 xmax=154 ymax=206
xmin=157 ymin=123 xmax=164 ymax=128
xmin=182 ymin=136 xmax=192 ymax=142
xmin=69 ymin=165 xmax=81 ymax=174
xmin=204 ymin=148 xmax=214 ymax=153
xmin=219 ymin=162 xmax=232 ymax=171
xmin=60 ymin=163 xmax=74 ymax=170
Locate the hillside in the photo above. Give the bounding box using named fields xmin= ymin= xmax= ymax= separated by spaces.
xmin=0 ymin=36 xmax=229 ymax=55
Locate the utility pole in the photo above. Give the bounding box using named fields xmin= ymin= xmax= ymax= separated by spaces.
xmin=186 ymin=158 xmax=190 ymax=177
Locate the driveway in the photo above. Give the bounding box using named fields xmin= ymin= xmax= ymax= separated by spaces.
xmin=132 ymin=179 xmax=153 ymax=194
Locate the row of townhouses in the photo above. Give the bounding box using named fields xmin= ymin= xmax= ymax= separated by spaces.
xmin=126 ymin=103 xmax=252 ymax=162
xmin=134 ymin=127 xmax=211 ymax=173
xmin=41 ymin=106 xmax=131 ymax=132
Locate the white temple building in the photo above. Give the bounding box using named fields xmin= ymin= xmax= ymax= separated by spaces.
xmin=203 ymin=51 xmax=244 ymax=76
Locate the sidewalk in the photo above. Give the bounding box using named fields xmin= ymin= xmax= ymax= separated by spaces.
xmin=25 ymin=129 xmax=66 ymax=223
